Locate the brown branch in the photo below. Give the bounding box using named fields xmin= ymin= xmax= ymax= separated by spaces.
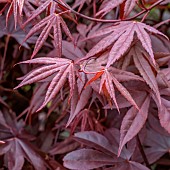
xmin=53 ymin=0 xmax=164 ymax=23
xmin=52 ymin=0 xmax=120 ymax=23
xmin=136 ymin=135 xmax=151 ymax=169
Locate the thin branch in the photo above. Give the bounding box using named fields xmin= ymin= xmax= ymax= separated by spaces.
xmin=0 ymin=35 xmax=10 ymax=79
xmin=136 ymin=135 xmax=151 ymax=169
xmin=53 ymin=0 xmax=164 ymax=23
xmin=53 ymin=0 xmax=120 ymax=23
xmin=141 ymin=11 xmax=150 ymax=23
xmin=125 ymin=0 xmax=165 ymax=21
xmin=154 ymin=18 xmax=170 ymax=28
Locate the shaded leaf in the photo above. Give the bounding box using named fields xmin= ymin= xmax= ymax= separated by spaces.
xmin=158 ymin=98 xmax=170 ymax=134
xmin=74 ymin=131 xmax=116 ymax=156
xmin=0 ymin=110 xmax=47 ymax=170
xmin=63 ymin=148 xmax=115 ymax=170
xmin=118 ymin=94 xmax=150 ymax=155
xmin=67 ymin=85 xmax=92 ymax=126
xmin=144 ymin=128 xmax=170 ymax=164
xmin=131 ymin=44 xmax=161 ymax=104
xmin=96 ymin=0 xmax=124 ymax=17
xmin=110 ymin=161 xmax=150 ymax=170
xmin=0 ymin=14 xmax=37 ymax=48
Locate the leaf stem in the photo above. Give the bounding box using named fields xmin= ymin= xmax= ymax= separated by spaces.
xmin=141 ymin=11 xmax=150 ymax=23
xmin=136 ymin=135 xmax=151 ymax=169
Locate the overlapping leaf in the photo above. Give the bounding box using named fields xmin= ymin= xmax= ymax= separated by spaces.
xmin=124 ymin=0 xmax=138 ymax=17
xmin=22 ymin=0 xmax=41 ymax=19
xmin=160 ymin=99 xmax=170 ymax=133
xmin=0 ymin=110 xmax=47 ymax=170
xmin=72 ymin=0 xmax=92 ymax=11
xmin=74 ymin=131 xmax=117 ymax=156
xmin=63 ymin=129 xmax=150 ymax=170
xmin=66 ymin=72 xmax=92 ymax=127
xmin=1 ymin=0 xmax=170 ymax=170
xmin=119 ymin=94 xmax=150 ymax=155
xmin=4 ymin=0 xmax=25 ymax=28
xmin=22 ymin=0 xmax=73 ymax=58
xmin=129 ymin=44 xmax=161 ymax=104
xmin=63 ymin=131 xmax=122 ymax=170
xmin=108 ymin=161 xmax=150 ymax=170
xmin=144 ymin=128 xmax=170 ymax=164
xmin=63 ymin=148 xmax=116 ymax=170
xmin=86 ymin=68 xmax=141 ymax=111
xmin=0 ymin=14 xmax=37 ymax=48
xmin=154 ymin=97 xmax=170 ymax=134
xmin=15 ymin=57 xmax=75 ymax=110
xmin=83 ymin=21 xmax=167 ymax=68
xmin=96 ymin=0 xmax=124 ymax=17
xmin=96 ymin=0 xmax=138 ymax=17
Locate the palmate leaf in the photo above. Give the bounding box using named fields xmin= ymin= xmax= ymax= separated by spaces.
xmin=1 ymin=138 xmax=47 ymax=170
xmin=83 ymin=52 xmax=143 ymax=111
xmin=23 ymin=14 xmax=73 ymax=58
xmin=0 ymin=110 xmax=47 ymax=170
xmin=22 ymin=0 xmax=73 ymax=58
xmin=107 ymin=21 xmax=167 ymax=67
xmin=15 ymin=57 xmax=75 ymax=111
xmin=63 ymin=131 xmax=122 ymax=170
xmin=86 ymin=68 xmax=141 ymax=111
xmin=63 ymin=129 xmax=150 ymax=170
xmin=83 ymin=21 xmax=167 ymax=68
xmin=3 ymin=0 xmax=26 ymax=29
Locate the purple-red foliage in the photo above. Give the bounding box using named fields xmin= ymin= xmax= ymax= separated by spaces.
xmin=0 ymin=0 xmax=170 ymax=169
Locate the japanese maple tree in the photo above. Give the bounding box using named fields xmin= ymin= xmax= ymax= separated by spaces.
xmin=0 ymin=0 xmax=170 ymax=169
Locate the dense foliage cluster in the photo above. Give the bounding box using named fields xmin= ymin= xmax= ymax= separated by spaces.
xmin=0 ymin=0 xmax=170 ymax=169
